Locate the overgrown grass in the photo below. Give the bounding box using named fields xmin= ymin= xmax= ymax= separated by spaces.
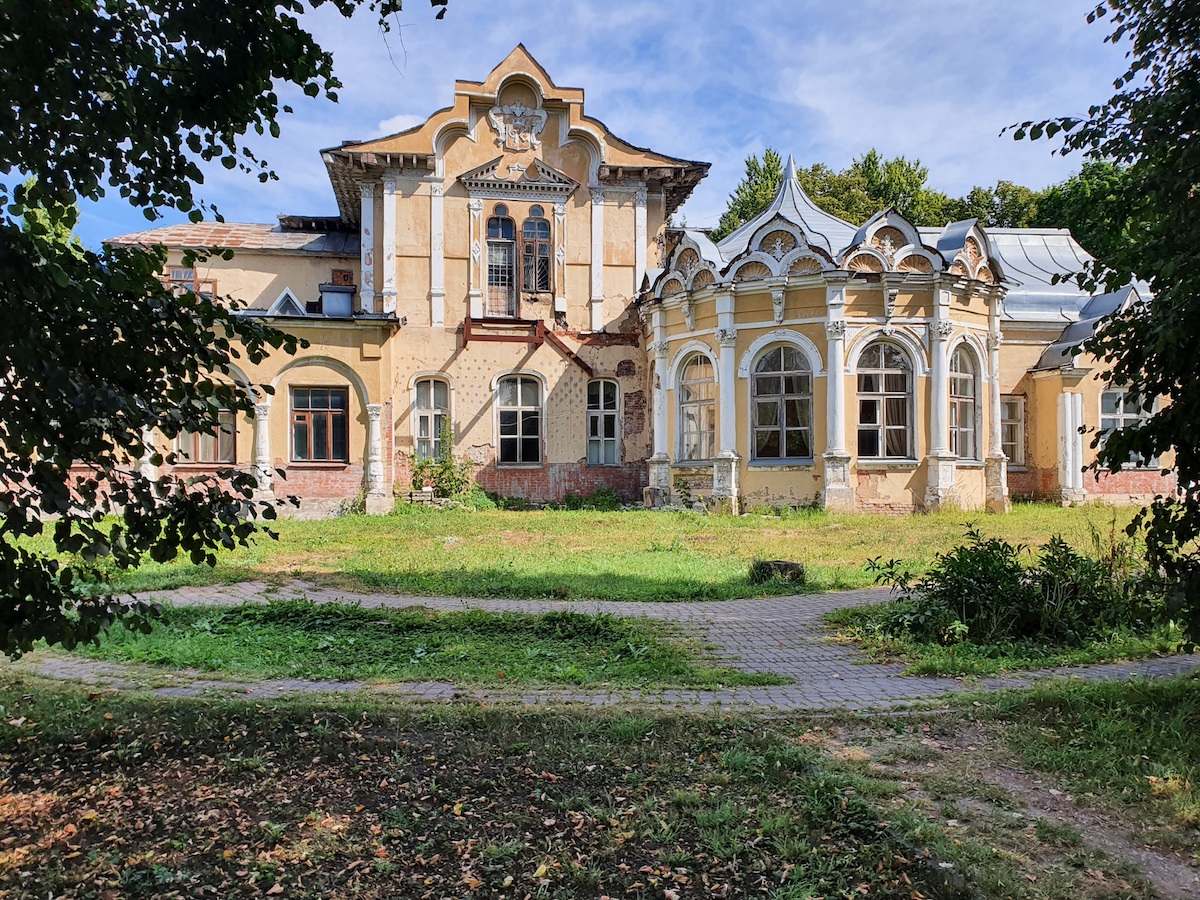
xmin=77 ymin=600 xmax=785 ymax=688
xmin=826 ymin=603 xmax=1187 ymax=675
xmin=63 ymin=503 xmax=1136 ymax=602
xmin=975 ymin=677 xmax=1200 ymax=828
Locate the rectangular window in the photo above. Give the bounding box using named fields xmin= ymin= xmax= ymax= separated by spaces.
xmin=177 ymin=409 xmax=236 ymax=464
xmin=414 ymin=379 xmax=450 ymax=460
xmin=1100 ymin=388 xmax=1156 ymax=467
xmin=291 ymin=387 xmax=349 ymax=462
xmin=498 ymin=375 xmax=541 ymax=465
xmin=587 ymin=380 xmax=619 ymax=465
xmin=1001 ymin=396 xmax=1025 ymax=466
xmin=486 ymin=241 xmax=516 ymax=316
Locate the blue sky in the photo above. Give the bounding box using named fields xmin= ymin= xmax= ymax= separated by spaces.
xmin=77 ymin=0 xmax=1128 ymax=248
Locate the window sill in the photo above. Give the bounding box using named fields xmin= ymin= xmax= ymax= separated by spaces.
xmin=495 ymin=463 xmax=545 ymax=470
xmin=585 ymin=463 xmax=623 ymax=468
xmin=857 ymin=459 xmax=920 ymax=470
xmin=748 ymin=460 xmax=815 ymax=470
xmin=288 ymin=461 xmax=350 ymax=468
xmin=671 ymin=462 xmax=712 ymax=470
xmin=1008 ymin=465 xmax=1028 ymax=473
xmin=955 ymin=461 xmax=986 ymax=469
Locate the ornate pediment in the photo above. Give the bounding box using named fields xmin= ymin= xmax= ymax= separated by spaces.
xmin=459 ymin=156 xmax=579 ymax=200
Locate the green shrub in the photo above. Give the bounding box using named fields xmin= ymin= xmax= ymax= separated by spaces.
xmin=868 ymin=527 xmax=1160 ymax=647
xmin=585 ymin=486 xmax=622 ymax=511
xmin=410 ymin=420 xmax=475 ymax=498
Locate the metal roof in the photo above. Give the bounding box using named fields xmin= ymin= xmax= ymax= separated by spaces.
xmin=107 ymin=222 xmax=361 ymax=257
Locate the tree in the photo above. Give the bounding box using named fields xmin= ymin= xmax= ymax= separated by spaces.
xmin=1016 ymin=0 xmax=1200 ymax=641
xmin=712 ymin=148 xmax=785 ymax=240
xmin=1032 ymin=161 xmax=1135 ymax=270
xmin=0 ymin=0 xmax=443 ymax=656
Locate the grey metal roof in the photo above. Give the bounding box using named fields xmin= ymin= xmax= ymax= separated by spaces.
xmin=108 ymin=222 xmax=361 ymax=257
xmin=1033 ymin=285 xmax=1136 ymax=370
xmin=681 ymin=228 xmax=725 ymax=266
xmin=717 ymin=156 xmax=858 ymax=259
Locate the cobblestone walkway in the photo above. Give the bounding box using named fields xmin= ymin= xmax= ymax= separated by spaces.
xmin=25 ymin=580 xmax=1200 ymax=711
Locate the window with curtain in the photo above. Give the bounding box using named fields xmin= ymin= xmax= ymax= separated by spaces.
xmin=414 ymin=378 xmax=450 ymax=460
xmin=856 ymin=342 xmax=912 ymax=459
xmin=177 ymin=409 xmax=236 ymax=464
xmin=498 ymin=375 xmax=542 ymax=464
xmin=751 ymin=345 xmax=813 ymax=460
xmin=949 ymin=346 xmax=979 ymax=460
xmin=587 ymin=379 xmax=619 ymax=465
xmin=678 ymin=354 xmax=716 ymax=461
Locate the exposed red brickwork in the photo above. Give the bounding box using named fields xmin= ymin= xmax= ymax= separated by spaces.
xmin=577 ymin=332 xmax=641 ymax=347
xmin=477 ymin=463 xmax=646 ymax=504
xmin=616 ymin=359 xmax=638 ymax=377
xmin=622 ymin=391 xmax=646 ymax=439
xmin=275 ymin=464 xmax=365 ymax=499
xmin=1087 ymin=467 xmax=1177 ymax=501
xmin=1006 ymin=468 xmax=1038 ymax=499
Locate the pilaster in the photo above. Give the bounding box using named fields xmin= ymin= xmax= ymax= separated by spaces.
xmin=822 ymin=281 xmax=854 ymax=511
xmin=359 ymin=182 xmax=376 ymax=312
xmin=985 ymin=302 xmax=1011 ymax=513
xmin=429 ymin=180 xmax=445 ymax=326
xmin=468 ymin=198 xmax=484 ymax=319
xmin=381 ymin=172 xmax=398 ymax=317
xmin=634 ymin=187 xmax=648 ymax=294
xmin=590 ymin=188 xmax=605 ymax=331
xmin=924 ymin=295 xmax=958 ymax=510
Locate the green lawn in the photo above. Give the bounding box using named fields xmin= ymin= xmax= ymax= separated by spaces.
xmin=78 ymin=502 xmax=1138 ymax=602
xmin=78 ymin=600 xmax=785 ymax=688
xmin=826 ymin=603 xmax=1188 ymax=675
xmin=6 ymin=673 xmax=1194 ymax=899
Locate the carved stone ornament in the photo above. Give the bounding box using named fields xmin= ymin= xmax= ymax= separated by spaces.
xmin=554 ymin=202 xmax=566 ymax=221
xmin=468 ymin=198 xmax=483 ymax=215
xmin=430 ymin=181 xmax=444 ymax=197
xmin=649 ymin=340 xmax=669 ymax=359
xmin=987 ymin=332 xmax=1002 ymax=352
xmin=933 ymin=320 xmax=955 ymax=339
xmin=885 ymin=288 xmax=899 ymax=319
xmin=824 ymin=320 xmax=846 ymax=339
xmin=471 ymin=239 xmax=481 ymax=262
xmin=634 ymin=187 xmax=648 ymax=207
xmin=881 ymin=324 xmax=898 ymax=338
xmin=487 ymin=102 xmax=548 ymax=152
xmin=591 ymin=189 xmax=606 ymax=206
xmin=359 ymin=182 xmax=374 ymax=200
xmin=716 ymin=328 xmax=738 ymax=348
xmin=555 ymin=245 xmax=566 ymax=265
xmin=772 ymin=290 xmax=785 ymax=324
xmin=681 ymin=298 xmax=695 ymax=331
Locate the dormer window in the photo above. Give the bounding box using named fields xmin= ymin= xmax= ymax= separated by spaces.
xmin=486 ymin=204 xmax=517 ymax=317
xmin=522 ymin=205 xmax=551 ymax=293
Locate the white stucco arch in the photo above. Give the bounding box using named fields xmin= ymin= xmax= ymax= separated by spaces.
xmin=728 ymin=252 xmax=783 ymax=281
xmin=846 ymin=327 xmax=929 ymax=376
xmin=747 ymin=216 xmax=807 ymax=255
xmin=665 ymin=340 xmax=718 ymax=391
xmin=841 ymin=247 xmax=890 ymax=272
xmin=778 ymin=247 xmax=833 ymax=274
xmin=948 ymin=331 xmax=991 ymax=384
xmin=269 ymin=355 xmax=372 ymax=410
xmin=489 ymin=368 xmax=547 ymax=392
xmin=737 ymin=329 xmax=826 ymax=378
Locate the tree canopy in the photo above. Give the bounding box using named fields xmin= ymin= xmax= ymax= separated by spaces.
xmin=0 ymin=0 xmax=443 ymax=656
xmin=1017 ymin=0 xmax=1200 ymax=642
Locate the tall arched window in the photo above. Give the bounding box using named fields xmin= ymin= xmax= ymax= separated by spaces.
xmin=949 ymin=346 xmax=979 ymax=460
xmin=413 ymin=377 xmax=450 ymax=460
xmin=857 ymin=341 xmax=912 ymax=459
xmin=522 ymin=205 xmax=551 ymax=292
xmin=752 ymin=345 xmax=813 ymax=460
xmin=678 ymin=354 xmax=715 ymax=461
xmin=497 ymin=374 xmax=542 ymax=465
xmin=486 ymin=204 xmax=517 ymax=316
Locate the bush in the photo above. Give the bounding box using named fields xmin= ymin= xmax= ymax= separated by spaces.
xmin=868 ymin=527 xmax=1160 ymax=647
xmin=410 ymin=421 xmax=475 ymax=499
xmin=585 ymin=486 xmax=622 ymax=511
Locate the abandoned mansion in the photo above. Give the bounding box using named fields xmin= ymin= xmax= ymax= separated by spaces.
xmin=109 ymin=46 xmax=1175 ymax=514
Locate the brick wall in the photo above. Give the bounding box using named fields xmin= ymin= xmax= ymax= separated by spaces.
xmin=477 ymin=462 xmax=646 ymax=504
xmin=275 ymin=463 xmax=365 ymax=500
xmin=1086 ymin=467 xmax=1177 ymax=503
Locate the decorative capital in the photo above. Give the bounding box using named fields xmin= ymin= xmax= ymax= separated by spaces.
xmin=359 ymin=182 xmax=375 ymax=201
xmin=468 ymin=198 xmax=484 ymax=214
xmin=649 ymin=340 xmax=669 ymax=360
xmin=634 ymin=187 xmax=648 ymax=207
xmin=933 ymin=320 xmax=954 ymax=339
xmin=987 ymin=332 xmax=1002 ymax=351
xmin=554 ymin=201 xmax=566 ymax=220
xmin=429 ymin=181 xmax=444 ymax=197
xmin=885 ymin=288 xmax=899 ymax=318
xmin=771 ymin=290 xmax=785 ymax=324
xmin=825 ymin=320 xmax=846 ymax=340
xmin=366 ymin=403 xmax=383 ymax=422
xmin=716 ymin=328 xmax=738 ymax=348
xmin=382 ymin=173 xmax=397 ymax=194
xmin=254 ymin=401 xmax=272 ymax=419
xmin=591 ymin=189 xmax=605 ymax=206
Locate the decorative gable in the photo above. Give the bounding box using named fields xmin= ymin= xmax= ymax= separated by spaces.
xmin=458 ymin=156 xmax=579 ymax=201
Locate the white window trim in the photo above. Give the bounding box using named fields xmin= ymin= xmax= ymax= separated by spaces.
xmin=855 ymin=340 xmax=916 ymax=461
xmin=676 ymin=353 xmax=717 ymax=463
xmin=949 ymin=345 xmax=981 ymax=462
xmin=748 ymin=344 xmax=815 ymax=463
xmin=1001 ymin=394 xmax=1026 ymax=467
xmin=412 ymin=376 xmax=452 ymax=461
xmin=494 ymin=372 xmax=545 ymax=467
xmin=1099 ymin=387 xmax=1159 ymax=469
xmin=586 ymin=378 xmax=621 ymax=466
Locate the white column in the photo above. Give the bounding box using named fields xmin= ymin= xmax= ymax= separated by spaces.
xmin=646 ymin=310 xmax=671 ymax=505
xmin=589 ymin=188 xmax=605 ymax=331
xmin=359 ymin=183 xmax=375 ymax=313
xmin=1057 ymin=391 xmax=1086 ymax=504
xmin=924 ymin=289 xmax=958 ymax=510
xmin=253 ymin=400 xmax=272 ymax=495
xmin=1072 ymin=391 xmax=1085 ymax=497
xmin=716 ymin=328 xmax=738 ymax=454
xmin=138 ymin=426 xmax=157 ymax=481
xmin=985 ymin=292 xmax=1010 ymax=513
xmin=468 ymin=197 xmax=483 ymax=319
xmin=429 ymin=180 xmax=445 ymax=327
xmin=381 ymin=172 xmax=398 ymax=317
xmin=822 ymin=277 xmax=854 ymax=511
xmin=364 ymin=403 xmax=392 ymax=515
xmin=634 ymin=187 xmax=648 ymax=294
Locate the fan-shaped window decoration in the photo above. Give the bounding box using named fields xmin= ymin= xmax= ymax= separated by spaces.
xmin=678 ymin=354 xmax=715 ymax=461
xmin=690 ymin=269 xmax=715 ymax=290
xmin=898 ymin=255 xmax=934 ymax=274
xmin=948 ymin=261 xmax=968 ymax=276
xmin=871 ymin=226 xmax=907 ymax=255
xmin=487 ymin=210 xmax=517 ymax=316
xmin=949 ymin=346 xmax=979 ymax=460
xmin=676 ymin=248 xmax=700 ymax=271
xmin=857 ymin=342 xmax=912 ymax=459
xmin=847 ymin=253 xmax=885 ymax=273
xmin=751 ymin=346 xmax=813 ymax=460
xmin=975 ymin=264 xmax=996 ymax=284
xmin=522 ymin=209 xmax=551 ymax=292
xmin=789 ymin=257 xmax=822 ymax=276
xmin=660 ymin=278 xmax=685 ymax=298
xmin=759 ymin=230 xmax=796 ymax=259
xmin=733 ymin=261 xmax=772 ymax=281
xmin=964 ymin=237 xmax=983 ymax=266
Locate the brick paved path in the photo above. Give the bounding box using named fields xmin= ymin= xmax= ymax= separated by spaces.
xmin=26 ymin=580 xmax=1200 ymax=711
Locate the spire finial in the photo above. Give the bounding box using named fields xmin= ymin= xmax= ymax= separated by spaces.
xmin=784 ymin=154 xmax=797 ymax=180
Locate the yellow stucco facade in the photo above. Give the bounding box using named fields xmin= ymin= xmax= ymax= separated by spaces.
xmin=108 ymin=47 xmax=1173 ymax=515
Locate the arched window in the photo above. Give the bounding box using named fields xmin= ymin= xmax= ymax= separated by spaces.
xmin=857 ymin=341 xmax=912 ymax=459
xmin=497 ymin=374 xmax=542 ymax=465
xmin=413 ymin=378 xmax=450 ymax=460
xmin=949 ymin=346 xmax=979 ymax=460
xmin=752 ymin=345 xmax=813 ymax=460
xmin=522 ymin=206 xmax=552 ymax=292
xmin=678 ymin=354 xmax=716 ymax=461
xmin=486 ymin=205 xmax=516 ymax=317
xmin=587 ymin=379 xmax=620 ymax=465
